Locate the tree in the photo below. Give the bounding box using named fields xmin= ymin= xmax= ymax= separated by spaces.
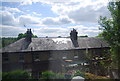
xmin=1 ymin=37 xmax=17 ymax=48
xmin=96 ymin=32 xmax=104 ymax=38
xmin=17 ymin=33 xmax=37 ymax=39
xmin=79 ymin=35 xmax=88 ymax=37
xmin=98 ymin=1 xmax=120 ymax=78
xmin=58 ymin=36 xmax=62 ymax=38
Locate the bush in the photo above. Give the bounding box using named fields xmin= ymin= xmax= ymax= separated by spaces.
xmin=2 ymin=70 xmax=30 ymax=79
xmin=74 ymin=70 xmax=85 ymax=77
xmin=41 ymin=71 xmax=65 ymax=79
xmin=85 ymin=73 xmax=108 ymax=80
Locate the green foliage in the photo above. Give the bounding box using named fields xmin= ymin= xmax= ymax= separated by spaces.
xmin=41 ymin=71 xmax=65 ymax=79
xmin=17 ymin=33 xmax=37 ymax=40
xmin=98 ymin=1 xmax=120 ymax=68
xmin=85 ymin=73 xmax=109 ymax=80
xmin=74 ymin=70 xmax=85 ymax=78
xmin=17 ymin=33 xmax=27 ymax=40
xmin=0 ymin=37 xmax=18 ymax=48
xmin=96 ymin=32 xmax=104 ymax=38
xmin=58 ymin=36 xmax=62 ymax=38
xmin=2 ymin=70 xmax=30 ymax=79
xmin=79 ymin=35 xmax=88 ymax=37
xmin=0 ymin=32 xmax=38 ymax=48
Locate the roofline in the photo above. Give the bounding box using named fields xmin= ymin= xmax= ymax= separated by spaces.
xmin=1 ymin=47 xmax=110 ymax=54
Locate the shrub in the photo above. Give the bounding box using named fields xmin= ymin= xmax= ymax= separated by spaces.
xmin=2 ymin=70 xmax=30 ymax=79
xmin=74 ymin=70 xmax=85 ymax=77
xmin=41 ymin=71 xmax=65 ymax=79
xmin=85 ymin=73 xmax=108 ymax=80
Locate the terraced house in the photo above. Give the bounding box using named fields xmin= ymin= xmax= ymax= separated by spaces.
xmin=1 ymin=29 xmax=110 ymax=79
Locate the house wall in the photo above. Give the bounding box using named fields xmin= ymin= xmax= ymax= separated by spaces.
xmin=2 ymin=47 xmax=110 ymax=78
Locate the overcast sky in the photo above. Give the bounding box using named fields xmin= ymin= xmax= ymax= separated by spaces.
xmin=0 ymin=0 xmax=110 ymax=37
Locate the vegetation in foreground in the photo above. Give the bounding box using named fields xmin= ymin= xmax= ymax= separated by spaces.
xmin=2 ymin=70 xmax=115 ymax=81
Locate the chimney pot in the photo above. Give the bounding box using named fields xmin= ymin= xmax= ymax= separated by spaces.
xmin=70 ymin=29 xmax=79 ymax=47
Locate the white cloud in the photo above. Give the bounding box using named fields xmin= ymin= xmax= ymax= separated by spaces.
xmin=1 ymin=24 xmax=101 ymax=37
xmin=20 ymin=0 xmax=70 ymax=5
xmin=10 ymin=0 xmax=110 ymax=25
xmin=18 ymin=14 xmax=41 ymax=26
xmin=33 ymin=25 xmax=101 ymax=37
xmin=0 ymin=8 xmax=42 ymax=26
xmin=42 ymin=16 xmax=72 ymax=26
xmin=33 ymin=27 xmax=69 ymax=37
xmin=67 ymin=25 xmax=101 ymax=36
xmin=1 ymin=6 xmax=72 ymax=26
xmin=0 ymin=11 xmax=19 ymax=26
xmin=1 ymin=6 xmax=22 ymax=13
xmin=0 ymin=25 xmax=26 ymax=37
xmin=0 ymin=0 xmax=22 ymax=2
xmin=50 ymin=0 xmax=110 ymax=24
xmin=1 ymin=0 xmax=108 ymax=37
xmin=32 ymin=12 xmax=42 ymax=16
xmin=5 ymin=7 xmax=21 ymax=13
xmin=21 ymin=0 xmax=33 ymax=5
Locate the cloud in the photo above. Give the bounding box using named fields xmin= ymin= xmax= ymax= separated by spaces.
xmin=51 ymin=0 xmax=110 ymax=24
xmin=1 ymin=25 xmax=26 ymax=37
xmin=1 ymin=25 xmax=69 ymax=37
xmin=32 ymin=12 xmax=42 ymax=16
xmin=21 ymin=0 xmax=33 ymax=5
xmin=42 ymin=16 xmax=72 ymax=26
xmin=33 ymin=27 xmax=69 ymax=37
xmin=1 ymin=24 xmax=101 ymax=37
xmin=1 ymin=0 xmax=107 ymax=37
xmin=0 ymin=11 xmax=19 ymax=26
xmin=18 ymin=14 xmax=41 ymax=26
xmin=33 ymin=25 xmax=101 ymax=37
xmin=0 ymin=0 xmax=22 ymax=2
xmin=20 ymin=0 xmax=69 ymax=5
xmin=67 ymin=6 xmax=109 ymax=23
xmin=0 ymin=8 xmax=41 ymax=26
xmin=2 ymin=0 xmax=110 ymax=25
xmin=1 ymin=6 xmax=72 ymax=26
xmin=3 ymin=7 xmax=21 ymax=13
xmin=67 ymin=25 xmax=101 ymax=36
xmin=1 ymin=6 xmax=23 ymax=15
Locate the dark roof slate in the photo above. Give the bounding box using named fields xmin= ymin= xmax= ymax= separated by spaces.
xmin=1 ymin=37 xmax=109 ymax=52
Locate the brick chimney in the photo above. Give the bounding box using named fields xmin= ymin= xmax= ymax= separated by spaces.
xmin=21 ymin=29 xmax=33 ymax=50
xmin=70 ymin=29 xmax=79 ymax=47
xmin=26 ymin=29 xmax=33 ymax=42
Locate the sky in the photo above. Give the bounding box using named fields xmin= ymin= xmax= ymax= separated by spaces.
xmin=0 ymin=0 xmax=111 ymax=37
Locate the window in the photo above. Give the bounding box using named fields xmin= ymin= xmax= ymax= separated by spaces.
xmin=85 ymin=68 xmax=90 ymax=73
xmin=74 ymin=56 xmax=78 ymax=58
xmin=3 ymin=54 xmax=9 ymax=62
xmin=19 ymin=53 xmax=24 ymax=62
xmin=33 ymin=54 xmax=40 ymax=61
xmin=48 ymin=57 xmax=53 ymax=60
xmin=74 ymin=51 xmax=79 ymax=59
xmin=62 ymin=56 xmax=67 ymax=59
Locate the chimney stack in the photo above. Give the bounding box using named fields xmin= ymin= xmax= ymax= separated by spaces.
xmin=22 ymin=29 xmax=33 ymax=50
xmin=70 ymin=29 xmax=79 ymax=47
xmin=26 ymin=29 xmax=33 ymax=42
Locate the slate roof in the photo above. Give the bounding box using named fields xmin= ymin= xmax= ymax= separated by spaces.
xmin=1 ymin=37 xmax=109 ymax=53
